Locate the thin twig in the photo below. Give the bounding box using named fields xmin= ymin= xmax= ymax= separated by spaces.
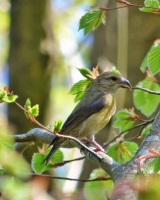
xmin=103 ymin=118 xmax=154 ymax=148
xmin=22 ymin=172 xmax=112 ymax=182
xmin=132 ymin=87 xmax=160 ymax=95
xmin=51 ymin=156 xmax=85 ymax=168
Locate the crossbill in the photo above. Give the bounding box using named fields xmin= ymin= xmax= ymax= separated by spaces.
xmin=44 ymin=70 xmax=132 ymax=163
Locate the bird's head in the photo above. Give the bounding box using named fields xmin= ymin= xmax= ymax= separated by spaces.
xmin=94 ymin=71 xmax=132 ymax=94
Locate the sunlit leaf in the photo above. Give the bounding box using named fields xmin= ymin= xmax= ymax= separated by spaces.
xmin=32 ymin=149 xmax=64 ymax=174
xmin=77 ymin=68 xmax=93 ymax=78
xmin=54 ymin=120 xmax=63 ymax=132
xmin=24 ymin=98 xmax=31 ymax=110
xmin=111 ymin=67 xmax=121 ymax=75
xmin=133 ymin=77 xmax=160 ymax=116
xmin=120 ymin=141 xmax=138 ymax=162
xmin=140 ymin=1 xmax=159 ymax=13
xmin=69 ymin=79 xmax=91 ymax=95
xmin=107 ymin=142 xmax=138 ymax=163
xmin=69 ymin=79 xmax=91 ymax=103
xmin=28 ymin=104 xmax=39 ymax=117
xmin=0 ymin=90 xmax=7 ymax=100
xmin=144 ymin=0 xmax=159 ymax=7
xmin=79 ymin=9 xmax=106 ymax=35
xmin=113 ymin=109 xmax=138 ymax=132
xmin=2 ymin=94 xmax=18 ymax=103
xmin=148 ymin=44 xmax=160 ymax=75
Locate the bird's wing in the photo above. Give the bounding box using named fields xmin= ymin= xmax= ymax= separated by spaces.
xmin=60 ymin=96 xmax=106 ymax=135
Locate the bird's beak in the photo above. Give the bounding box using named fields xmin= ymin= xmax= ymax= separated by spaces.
xmin=120 ymin=78 xmax=132 ymax=91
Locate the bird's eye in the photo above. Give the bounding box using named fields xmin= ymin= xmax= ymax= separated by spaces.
xmin=109 ymin=76 xmax=118 ymax=81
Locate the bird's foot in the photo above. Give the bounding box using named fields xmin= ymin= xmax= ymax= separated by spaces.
xmin=81 ymin=139 xmax=105 ymax=152
xmin=89 ymin=140 xmax=105 ymax=152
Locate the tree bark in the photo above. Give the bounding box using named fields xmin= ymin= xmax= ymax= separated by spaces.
xmin=8 ymin=0 xmax=54 ymax=133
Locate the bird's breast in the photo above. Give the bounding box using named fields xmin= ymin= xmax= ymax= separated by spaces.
xmin=78 ymin=94 xmax=116 ymax=139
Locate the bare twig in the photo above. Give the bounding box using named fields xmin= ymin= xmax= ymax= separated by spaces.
xmin=132 ymin=86 xmax=160 ymax=95
xmin=20 ymin=172 xmax=112 ymax=182
xmin=103 ymin=118 xmax=154 ymax=148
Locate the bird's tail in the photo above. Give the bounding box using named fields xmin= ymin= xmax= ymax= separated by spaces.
xmin=42 ymin=138 xmax=65 ymax=164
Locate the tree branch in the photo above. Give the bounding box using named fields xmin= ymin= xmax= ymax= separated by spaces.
xmin=13 ymin=128 xmax=121 ymax=180
xmin=111 ymin=111 xmax=160 ymax=200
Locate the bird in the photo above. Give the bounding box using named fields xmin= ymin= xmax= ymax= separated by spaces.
xmin=44 ymin=70 xmax=132 ymax=164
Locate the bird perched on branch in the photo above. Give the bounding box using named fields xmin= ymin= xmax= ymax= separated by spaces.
xmin=44 ymin=69 xmax=132 ymax=163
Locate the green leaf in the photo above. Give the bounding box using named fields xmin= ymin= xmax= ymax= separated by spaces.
xmin=69 ymin=79 xmax=91 ymax=103
xmin=133 ymin=77 xmax=160 ymax=116
xmin=2 ymin=95 xmax=18 ymax=103
xmin=140 ymin=7 xmax=156 ymax=13
xmin=148 ymin=44 xmax=160 ymax=75
xmin=69 ymin=79 xmax=91 ymax=95
xmin=147 ymin=157 xmax=160 ymax=174
xmin=24 ymin=98 xmax=31 ymax=110
xmin=120 ymin=141 xmax=138 ymax=162
xmin=107 ymin=142 xmax=138 ymax=163
xmin=111 ymin=67 xmax=121 ymax=75
xmin=77 ymin=68 xmax=93 ymax=78
xmin=79 ymin=9 xmax=104 ymax=35
xmin=0 ymin=90 xmax=7 ymax=100
xmin=54 ymin=120 xmax=63 ymax=132
xmin=141 ymin=124 xmax=152 ymax=137
xmin=144 ymin=0 xmax=159 ymax=8
xmin=28 ymin=104 xmax=39 ymax=117
xmin=32 ymin=149 xmax=64 ymax=174
xmin=113 ymin=110 xmax=137 ymax=132
xmin=74 ymin=91 xmax=86 ymax=102
xmin=140 ymin=46 xmax=153 ymax=73
xmin=107 ymin=143 xmax=120 ymax=162
xmin=84 ymin=169 xmax=113 ymax=200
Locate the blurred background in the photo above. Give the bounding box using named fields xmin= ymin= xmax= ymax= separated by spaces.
xmin=0 ymin=0 xmax=160 ymax=199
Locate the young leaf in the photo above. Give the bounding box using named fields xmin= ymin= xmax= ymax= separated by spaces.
xmin=77 ymin=68 xmax=93 ymax=79
xmin=32 ymin=149 xmax=64 ymax=174
xmin=144 ymin=0 xmax=159 ymax=8
xmin=79 ymin=9 xmax=106 ymax=35
xmin=133 ymin=77 xmax=160 ymax=116
xmin=24 ymin=98 xmax=31 ymax=110
xmin=141 ymin=124 xmax=152 ymax=137
xmin=113 ymin=109 xmax=138 ymax=132
xmin=140 ymin=0 xmax=160 ymax=13
xmin=28 ymin=104 xmax=39 ymax=117
xmin=0 ymin=90 xmax=7 ymax=101
xmin=54 ymin=120 xmax=63 ymax=132
xmin=120 ymin=141 xmax=138 ymax=162
xmin=69 ymin=79 xmax=91 ymax=103
xmin=74 ymin=90 xmax=87 ymax=103
xmin=31 ymin=153 xmax=51 ymax=174
xmin=69 ymin=79 xmax=91 ymax=95
xmin=2 ymin=95 xmax=18 ymax=103
xmin=111 ymin=67 xmax=121 ymax=75
xmin=139 ymin=7 xmax=157 ymax=13
xmin=148 ymin=44 xmax=160 ymax=75
xmin=107 ymin=142 xmax=138 ymax=163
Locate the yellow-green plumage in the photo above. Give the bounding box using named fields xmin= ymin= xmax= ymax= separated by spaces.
xmin=44 ymin=71 xmax=132 ymax=163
